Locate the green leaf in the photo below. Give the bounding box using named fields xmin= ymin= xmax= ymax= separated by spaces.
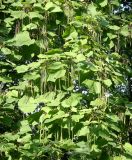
xmin=77 ymin=126 xmax=90 ymax=136
xmin=23 ymin=72 xmax=40 ymax=80
xmin=6 ymin=31 xmax=35 ymax=46
xmin=23 ymin=23 xmax=38 ymax=31
xmin=106 ymin=114 xmax=120 ymax=123
xmin=10 ymin=81 xmax=28 ymax=90
xmin=88 ymin=4 xmax=98 ymax=16
xmin=28 ymin=12 xmax=43 ymax=19
xmin=107 ymin=33 xmax=117 ymax=39
xmin=90 ymin=98 xmax=104 ymax=106
xmin=58 ymin=139 xmax=76 ymax=150
xmin=11 ymin=1 xmax=23 ymax=7
xmin=70 ymin=31 xmax=78 ymax=39
xmin=99 ymin=129 xmax=113 ymax=141
xmin=83 ymin=79 xmax=94 ymax=89
xmin=1 ymin=47 xmax=12 ymax=55
xmin=109 ymin=123 xmax=120 ymax=132
xmin=120 ymin=25 xmax=129 ymax=37
xmin=15 ymin=64 xmax=29 ymax=73
xmin=123 ymin=143 xmax=132 ymax=155
xmin=125 ymin=103 xmax=132 ymax=110
xmin=20 ymin=120 xmax=31 ymax=134
xmin=103 ymin=79 xmax=112 ymax=87
xmin=47 ymin=69 xmax=66 ymax=82
xmin=80 ymin=109 xmax=92 ymax=115
xmin=44 ymin=2 xmax=55 ymax=10
xmin=45 ymin=111 xmax=68 ymax=123
xmin=6 ymin=90 xmax=18 ymax=97
xmin=86 ymin=51 xmax=93 ymax=57
xmin=18 ymin=96 xmax=37 ymax=113
xmin=46 ymin=48 xmax=62 ymax=55
xmin=75 ymin=54 xmax=86 ymax=62
xmin=33 ymin=3 xmax=44 ymax=10
xmin=109 ymin=40 xmax=114 ymax=49
xmin=113 ymin=156 xmax=127 ymax=160
xmin=10 ymin=11 xmax=27 ymax=19
xmin=0 ymin=76 xmax=12 ymax=82
xmin=35 ymin=92 xmax=56 ymax=104
xmin=48 ymin=62 xmax=65 ymax=70
xmin=94 ymin=82 xmax=101 ymax=94
xmin=51 ymin=6 xmax=62 ymax=13
xmin=17 ymin=134 xmax=31 ymax=143
xmin=91 ymin=144 xmax=101 ymax=153
xmin=61 ymin=94 xmax=81 ymax=108
xmin=72 ymin=114 xmax=84 ymax=122
xmin=109 ymin=25 xmax=120 ymax=31
xmin=75 ymin=142 xmax=90 ymax=154
xmin=99 ymin=0 xmax=108 ymax=7
xmin=0 ymin=143 xmax=16 ymax=152
xmin=2 ymin=133 xmax=19 ymax=141
xmin=44 ymin=2 xmax=62 ymax=13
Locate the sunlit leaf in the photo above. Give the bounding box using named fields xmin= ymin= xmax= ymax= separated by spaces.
xmin=61 ymin=94 xmax=81 ymax=108
xmin=123 ymin=143 xmax=132 ymax=155
xmin=6 ymin=31 xmax=35 ymax=46
xmin=44 ymin=2 xmax=62 ymax=13
xmin=94 ymin=82 xmax=101 ymax=94
xmin=99 ymin=0 xmax=108 ymax=7
xmin=72 ymin=114 xmax=84 ymax=122
xmin=18 ymin=96 xmax=37 ymax=113
xmin=88 ymin=4 xmax=98 ymax=16
xmin=103 ymin=79 xmax=112 ymax=87
xmin=109 ymin=25 xmax=120 ymax=30
xmin=77 ymin=126 xmax=90 ymax=136
xmin=120 ymin=25 xmax=129 ymax=37
xmin=47 ymin=69 xmax=66 ymax=82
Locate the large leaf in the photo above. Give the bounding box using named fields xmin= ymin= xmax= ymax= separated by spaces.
xmin=109 ymin=25 xmax=120 ymax=31
xmin=35 ymin=92 xmax=56 ymax=104
xmin=61 ymin=94 xmax=81 ymax=108
xmin=99 ymin=129 xmax=113 ymax=141
xmin=28 ymin=12 xmax=43 ymax=19
xmin=103 ymin=79 xmax=112 ymax=87
xmin=123 ymin=143 xmax=132 ymax=156
xmin=18 ymin=96 xmax=37 ymax=113
xmin=6 ymin=31 xmax=35 ymax=46
xmin=120 ymin=25 xmax=129 ymax=37
xmin=48 ymin=62 xmax=65 ymax=70
xmin=77 ymin=126 xmax=90 ymax=136
xmin=44 ymin=2 xmax=62 ymax=13
xmin=45 ymin=111 xmax=68 ymax=123
xmin=83 ymin=80 xmax=101 ymax=94
xmin=90 ymin=98 xmax=105 ymax=107
xmin=20 ymin=120 xmax=32 ymax=134
xmin=88 ymin=4 xmax=98 ymax=16
xmin=47 ymin=69 xmax=66 ymax=82
xmin=15 ymin=64 xmax=29 ymax=73
xmin=72 ymin=114 xmax=84 ymax=122
xmin=74 ymin=54 xmax=86 ymax=62
xmin=94 ymin=81 xmax=101 ymax=94
xmin=10 ymin=11 xmax=27 ymax=19
xmin=17 ymin=134 xmax=31 ymax=143
xmin=99 ymin=0 xmax=108 ymax=7
xmin=23 ymin=23 xmax=38 ymax=31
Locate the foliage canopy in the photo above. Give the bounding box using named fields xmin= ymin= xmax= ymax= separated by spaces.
xmin=0 ymin=0 xmax=132 ymax=159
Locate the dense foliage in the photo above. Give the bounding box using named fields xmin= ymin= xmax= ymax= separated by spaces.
xmin=0 ymin=0 xmax=132 ymax=159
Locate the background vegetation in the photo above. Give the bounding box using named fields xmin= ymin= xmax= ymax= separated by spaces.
xmin=0 ymin=0 xmax=132 ymax=159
